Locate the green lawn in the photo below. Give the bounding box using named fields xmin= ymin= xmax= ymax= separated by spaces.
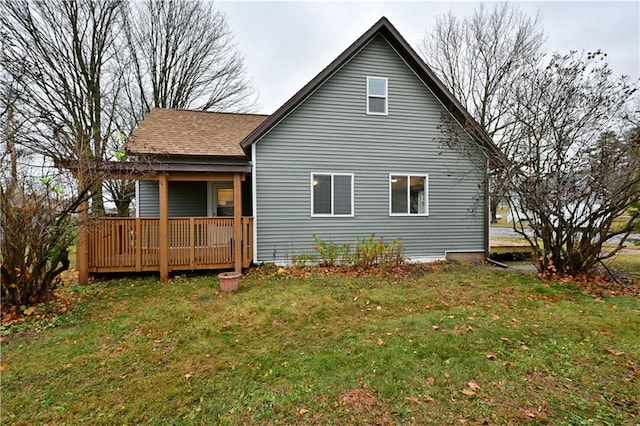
xmin=2 ymin=264 xmax=639 ymax=425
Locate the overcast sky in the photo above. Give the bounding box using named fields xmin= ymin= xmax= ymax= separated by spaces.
xmin=216 ymin=1 xmax=639 ymax=115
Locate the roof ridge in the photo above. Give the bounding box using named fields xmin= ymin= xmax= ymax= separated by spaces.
xmin=238 ymin=16 xmax=504 ymax=166
xmin=153 ymin=107 xmax=269 ymax=118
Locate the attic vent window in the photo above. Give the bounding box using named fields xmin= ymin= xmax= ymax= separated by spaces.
xmin=367 ymin=76 xmax=388 ymax=115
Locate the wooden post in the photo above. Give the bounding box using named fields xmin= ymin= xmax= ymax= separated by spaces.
xmin=159 ymin=174 xmax=169 ymax=282
xmin=233 ymin=173 xmax=242 ymax=273
xmin=77 ymin=199 xmax=89 ymax=284
xmin=189 ymin=217 xmax=195 ymax=269
xmin=135 ymin=218 xmax=142 ymax=272
xmin=77 ymin=169 xmax=89 ymax=284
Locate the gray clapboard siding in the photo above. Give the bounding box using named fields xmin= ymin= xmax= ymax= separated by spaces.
xmin=254 ymin=34 xmax=486 ymax=262
xmin=138 ymin=180 xmax=207 ymax=217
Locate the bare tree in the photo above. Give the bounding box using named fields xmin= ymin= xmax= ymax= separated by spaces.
xmin=0 ymin=166 xmax=93 ymax=313
xmin=0 ymin=0 xmax=124 ymax=217
xmin=101 ymin=0 xmax=257 ymax=216
xmin=507 ymin=51 xmax=639 ymax=276
xmin=120 ymin=0 xmax=255 ymax=119
xmin=0 ymin=72 xmax=100 ymax=313
xmin=419 ymin=3 xmax=545 ymax=222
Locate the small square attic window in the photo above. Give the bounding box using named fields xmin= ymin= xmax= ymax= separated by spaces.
xmin=367 ymin=76 xmax=388 ymax=115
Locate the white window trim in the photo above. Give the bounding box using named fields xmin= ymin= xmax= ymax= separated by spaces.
xmin=366 ymin=76 xmax=388 ymax=116
xmin=310 ymin=172 xmax=355 ymax=217
xmin=388 ymin=173 xmax=429 ymax=217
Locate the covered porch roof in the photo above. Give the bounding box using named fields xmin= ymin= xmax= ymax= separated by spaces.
xmin=124 ymin=108 xmax=268 ymax=158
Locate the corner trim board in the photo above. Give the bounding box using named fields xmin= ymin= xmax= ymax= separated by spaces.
xmin=252 ymin=143 xmax=259 ymax=264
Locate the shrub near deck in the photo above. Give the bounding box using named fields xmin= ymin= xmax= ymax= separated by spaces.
xmin=1 ymin=264 xmax=639 ymax=424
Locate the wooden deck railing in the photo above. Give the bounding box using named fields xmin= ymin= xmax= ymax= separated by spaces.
xmin=87 ymin=217 xmax=253 ymax=273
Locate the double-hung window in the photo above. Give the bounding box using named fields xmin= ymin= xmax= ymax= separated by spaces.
xmin=311 ymin=173 xmax=353 ymax=217
xmin=389 ymin=174 xmax=428 ymax=216
xmin=367 ymin=76 xmax=388 ymax=115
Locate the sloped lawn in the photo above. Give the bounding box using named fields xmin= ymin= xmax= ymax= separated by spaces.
xmin=2 ymin=263 xmax=639 ymax=425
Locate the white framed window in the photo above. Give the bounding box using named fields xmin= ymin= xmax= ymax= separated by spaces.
xmin=367 ymin=76 xmax=388 ymax=115
xmin=311 ymin=173 xmax=354 ymax=217
xmin=389 ymin=174 xmax=429 ymax=216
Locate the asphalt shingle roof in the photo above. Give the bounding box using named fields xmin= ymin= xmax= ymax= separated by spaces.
xmin=125 ymin=108 xmax=268 ymax=157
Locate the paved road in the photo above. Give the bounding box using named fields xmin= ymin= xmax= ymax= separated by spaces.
xmin=490 ymin=226 xmax=640 ymax=245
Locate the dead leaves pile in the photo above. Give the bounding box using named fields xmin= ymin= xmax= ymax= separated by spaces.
xmin=335 ymin=386 xmax=392 ymax=423
xmin=538 ymin=269 xmax=640 ymax=297
xmin=249 ymin=261 xmax=449 ymax=281
xmin=0 ymin=289 xmax=77 ymax=328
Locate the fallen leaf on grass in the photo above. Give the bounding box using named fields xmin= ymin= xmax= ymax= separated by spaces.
xmin=377 ymin=338 xmax=384 ymax=346
xmin=467 ymin=381 xmax=480 ymax=390
xmin=606 ymin=349 xmax=625 ymax=356
xmin=423 ymin=395 xmax=435 ymax=402
xmin=0 ymin=364 xmax=7 ymax=371
xmin=487 ymin=352 xmax=497 ymax=360
xmin=184 ymin=372 xmax=193 ymax=380
xmin=405 ymin=396 xmax=421 ymax=404
xmin=426 ymin=376 xmax=435 ymax=385
xmin=297 ymin=408 xmax=309 ymax=415
xmin=432 ymin=325 xmax=439 ymax=330
xmin=523 ymin=409 xmax=536 ymax=418
xmin=461 ymin=389 xmax=476 ymax=396
xmin=521 ymin=344 xmax=530 ymax=351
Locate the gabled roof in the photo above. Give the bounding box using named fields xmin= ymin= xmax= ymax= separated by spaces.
xmin=240 ymin=17 xmax=504 ymax=164
xmin=125 ymin=108 xmax=268 ymax=157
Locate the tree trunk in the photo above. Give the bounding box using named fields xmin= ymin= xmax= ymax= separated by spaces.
xmin=490 ymin=197 xmax=499 ymax=224
xmin=91 ymin=184 xmax=105 ymax=217
xmin=115 ymin=196 xmax=133 ymax=217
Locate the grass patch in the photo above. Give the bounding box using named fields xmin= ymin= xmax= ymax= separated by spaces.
xmin=2 ymin=265 xmax=639 ymax=424
xmin=606 ymin=254 xmax=640 ymax=279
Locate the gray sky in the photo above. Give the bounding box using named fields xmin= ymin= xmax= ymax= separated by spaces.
xmin=217 ymin=1 xmax=640 ymax=114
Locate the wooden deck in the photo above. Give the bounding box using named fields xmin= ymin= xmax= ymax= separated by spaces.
xmin=87 ymin=217 xmax=253 ymax=273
